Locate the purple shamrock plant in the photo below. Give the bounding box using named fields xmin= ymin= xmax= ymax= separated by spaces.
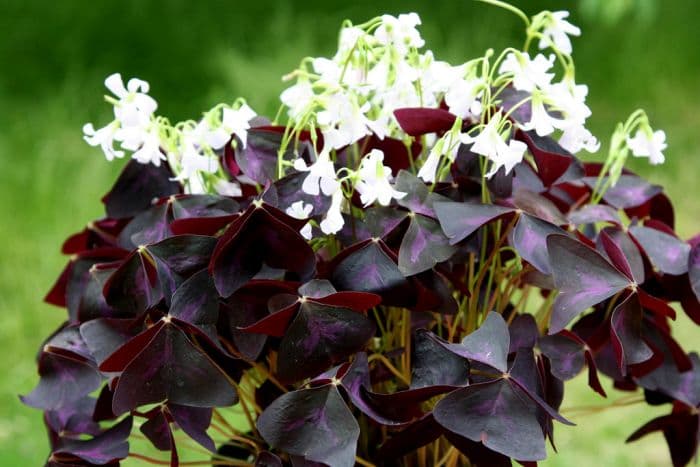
xmin=28 ymin=3 xmax=700 ymax=466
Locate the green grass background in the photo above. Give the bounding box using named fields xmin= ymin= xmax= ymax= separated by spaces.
xmin=1 ymin=0 xmax=698 ymax=464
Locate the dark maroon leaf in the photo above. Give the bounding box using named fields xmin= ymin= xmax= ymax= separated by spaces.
xmin=393 ymin=107 xmax=456 ymax=136
xmin=100 ymin=320 xmax=236 ymax=414
xmin=499 ymin=87 xmax=532 ymax=125
xmin=398 ymin=214 xmax=456 ymax=276
xmin=170 ymin=194 xmax=239 ymax=219
xmin=118 ymin=202 xmax=171 ymax=248
xmin=630 ymin=225 xmax=690 ymax=276
xmin=627 ymin=409 xmax=699 ymax=467
xmin=516 ymin=130 xmax=577 ymax=187
xmin=102 ymin=160 xmax=181 ymax=219
xmin=690 ymin=244 xmax=700 ymax=302
xmin=444 ymin=431 xmax=513 ymax=467
xmin=610 ymin=293 xmax=654 ymax=372
xmin=638 ymin=353 xmax=700 ymax=408
xmin=510 ymin=214 xmax=565 ymax=274
xmin=512 ymin=189 xmax=567 ymax=225
xmin=169 ymin=270 xmax=220 ymax=337
xmin=103 ymin=250 xmax=162 ymax=315
xmin=53 ymin=416 xmax=133 ymax=465
xmin=140 ymin=407 xmax=172 ymax=451
xmin=276 ymin=300 xmax=375 ymax=383
xmin=257 ymin=384 xmax=359 ymax=467
xmin=80 ymin=318 xmax=143 ymax=365
xmin=255 ymin=451 xmax=283 ymax=467
xmin=272 ymin=171 xmax=332 ymax=218
xmin=331 ymin=240 xmax=414 ymax=306
xmin=547 ymin=234 xmax=632 ymax=333
xmin=210 ymin=203 xmax=316 ymax=297
xmin=598 ymin=227 xmax=645 ymax=285
xmin=434 ymin=201 xmax=514 ymax=245
xmin=377 ymin=413 xmax=442 ymax=460
xmin=539 ymin=330 xmax=606 ymax=397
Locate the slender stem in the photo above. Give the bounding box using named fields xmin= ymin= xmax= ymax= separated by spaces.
xmin=129 ymin=453 xmax=251 ymax=466
xmin=368 ymin=353 xmax=411 ymax=386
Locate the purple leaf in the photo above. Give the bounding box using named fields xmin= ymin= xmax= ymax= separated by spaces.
xmin=168 ymin=404 xmax=215 ymax=452
xmin=276 ymin=300 xmax=375 ymax=383
xmin=101 ymin=320 xmax=237 ymax=414
xmin=630 ymin=225 xmax=690 ymax=276
xmin=80 ymin=318 xmax=143 ymax=365
xmin=512 ymin=189 xmax=567 ymax=225
xmin=398 ymin=214 xmax=456 ymax=276
xmin=331 ymin=240 xmax=414 ymax=307
xmin=508 ymin=314 xmax=540 ymax=353
xmin=446 ymin=312 xmax=510 ymax=372
xmin=546 ymin=234 xmax=632 ymax=333
xmin=412 ymin=330 xmax=470 ymax=388
xmin=209 ymin=203 xmax=316 ymax=297
xmin=516 ymin=130 xmax=580 ymax=187
xmin=21 ymin=350 xmax=102 ymax=411
xmin=583 ymin=175 xmax=662 ymax=209
xmin=568 ymin=204 xmax=622 ymax=225
xmin=597 ymin=227 xmax=645 ymax=285
xmin=53 ymin=416 xmax=133 ymax=465
xmin=510 ymin=214 xmax=565 ymax=275
xmin=394 ymin=170 xmax=449 ymax=218
xmin=433 ymin=378 xmax=547 ymax=461
xmin=237 ymin=129 xmax=286 ymax=184
xmin=102 ymin=159 xmax=181 ymax=219
xmin=434 ymin=201 xmax=514 ymax=245
xmin=257 ymin=384 xmax=359 ymax=467
xmin=103 ymin=250 xmax=162 ymax=315
xmin=627 ymin=410 xmax=699 ymax=467
xmin=690 ymin=244 xmax=700 ymax=302
xmin=170 ymin=194 xmax=239 ymax=220
xmin=610 ymin=293 xmax=654 ymax=373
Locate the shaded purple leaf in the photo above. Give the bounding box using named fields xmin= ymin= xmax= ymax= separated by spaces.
xmin=546 ymin=234 xmax=631 ymax=333
xmin=102 ymin=159 xmax=181 ymax=219
xmin=169 ymin=404 xmax=215 ymax=452
xmin=257 ymin=384 xmax=359 ymax=467
xmin=54 ymin=416 xmax=133 ymax=465
xmin=568 ymin=204 xmax=621 ymax=225
xmin=583 ymin=175 xmax=662 ymax=209
xmin=412 ymin=330 xmax=470 ymax=388
xmin=398 ymin=214 xmax=456 ymax=276
xmin=610 ymin=293 xmax=654 ymax=373
xmin=447 ymin=312 xmax=510 ymax=372
xmin=510 ymin=214 xmax=565 ymax=274
xmin=627 ymin=410 xmax=699 ymax=467
xmin=690 ymin=244 xmax=700 ymax=301
xmin=598 ymin=227 xmax=645 ymax=285
xmin=237 ymin=129 xmax=287 ymax=184
xmin=516 ymin=130 xmax=579 ymax=187
xmin=630 ymin=225 xmax=690 ymax=276
xmin=277 ymin=301 xmax=375 ymax=383
xmin=509 ymin=314 xmax=540 ymax=353
xmin=80 ymin=318 xmax=143 ymax=365
xmin=394 ymin=170 xmax=449 ymax=217
xmin=435 ymin=201 xmax=514 ymax=245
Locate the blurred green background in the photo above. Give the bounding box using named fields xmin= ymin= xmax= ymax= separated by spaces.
xmin=1 ymin=0 xmax=699 ymax=465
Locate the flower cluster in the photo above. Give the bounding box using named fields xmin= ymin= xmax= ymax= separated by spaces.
xmin=27 ymin=4 xmax=697 ymax=467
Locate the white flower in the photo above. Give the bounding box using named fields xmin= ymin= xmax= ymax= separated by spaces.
xmin=445 ymin=76 xmax=484 ymax=118
xmin=215 ymin=179 xmax=243 ymax=197
xmin=82 ymin=122 xmax=124 ymax=161
xmin=538 ymin=11 xmax=581 ymax=55
xmin=221 ymin=104 xmax=256 ymax=148
xmin=131 ymin=127 xmax=166 ymax=166
xmin=281 ymin=80 xmax=315 ymax=119
xmin=317 ymin=93 xmax=373 ymax=148
xmin=417 ymin=143 xmax=443 ymax=183
xmin=355 ymin=149 xmax=406 ymax=206
xmin=374 ymin=13 xmax=425 ymax=54
xmin=192 ymin=119 xmax=229 ymax=151
xmin=462 ymin=113 xmax=528 ymax=177
xmin=559 ymin=124 xmax=600 ymax=154
xmin=320 ymin=190 xmax=345 ymax=234
xmin=626 ymin=129 xmax=667 ymax=165
xmin=546 ymin=81 xmax=591 ymax=126
xmin=521 ymin=91 xmax=565 ymax=137
xmin=104 ymin=73 xmax=157 ymax=128
xmin=499 ymin=52 xmax=555 ymax=92
xmin=294 ymin=152 xmax=340 ymax=196
xmin=285 ymin=200 xmax=314 ymax=239
xmin=334 ymin=26 xmax=366 ymax=61
xmin=174 ymin=133 xmax=220 ymax=182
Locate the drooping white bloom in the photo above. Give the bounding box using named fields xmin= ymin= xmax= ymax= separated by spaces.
xmin=538 ymin=11 xmax=581 ymax=55
xmin=546 ymin=81 xmax=592 ymax=126
xmin=320 ymin=190 xmax=345 ymax=234
xmin=193 ymin=118 xmax=230 ymax=150
xmin=417 ymin=143 xmax=443 ymax=183
xmin=82 ymin=123 xmax=124 ymax=161
xmin=355 ymin=149 xmax=406 ymax=206
xmin=462 ymin=113 xmax=528 ymax=177
xmin=281 ymin=80 xmax=315 ymax=119
xmin=104 ymin=73 xmax=157 ymax=128
xmin=521 ymin=91 xmax=565 ymax=137
xmin=499 ymin=52 xmax=555 ymax=92
xmin=559 ymin=124 xmax=600 ymax=153
xmin=131 ymin=127 xmax=166 ymax=166
xmin=174 ymin=131 xmax=220 ymax=182
xmin=285 ymin=200 xmax=314 ymax=239
xmin=221 ymin=104 xmax=256 ymax=148
xmin=374 ymin=13 xmax=425 ymax=54
xmin=626 ymin=129 xmax=667 ymax=165
xmin=294 ymin=153 xmax=340 ymax=196
xmin=317 ymin=93 xmax=373 ymax=148
xmin=445 ymin=76 xmax=484 ymax=118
